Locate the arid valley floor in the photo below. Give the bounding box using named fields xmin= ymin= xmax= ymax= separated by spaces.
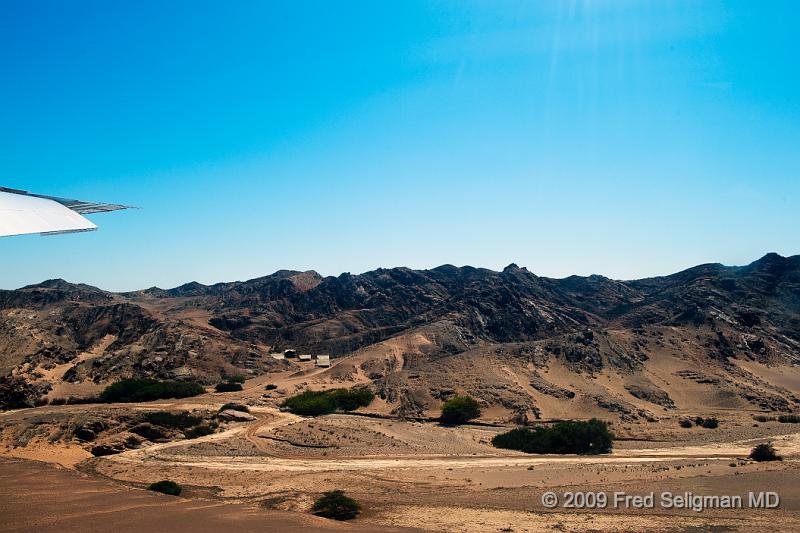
xmin=2 ymin=255 xmax=800 ymax=531
xmin=2 ymin=360 xmax=800 ymax=532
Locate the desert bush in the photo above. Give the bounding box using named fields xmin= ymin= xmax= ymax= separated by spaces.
xmin=492 ymin=419 xmax=613 ymax=455
xmin=148 ymin=480 xmax=182 ymax=496
xmin=142 ymin=411 xmax=202 ymax=429
xmin=214 ymin=381 xmax=243 ymax=392
xmin=328 ymin=387 xmax=375 ymax=411
xmin=99 ymin=379 xmax=204 ymax=403
xmin=749 ymin=442 xmax=782 ymax=462
xmin=440 ymin=396 xmax=481 ymax=425
xmin=701 ymin=417 xmax=718 ymax=429
xmin=753 ymin=415 xmax=772 ymax=423
xmin=282 ymin=390 xmax=336 ymax=415
xmin=184 ymin=423 xmax=216 ymax=439
xmin=265 ymin=384 xmax=278 ymax=391
xmin=219 ymin=403 xmax=249 ymax=413
xmin=281 ymin=387 xmax=374 ymax=416
xmin=311 ymin=490 xmax=361 ymax=521
xmin=694 ymin=417 xmax=704 ymax=426
xmin=49 ymin=397 xmax=67 ymax=405
xmin=679 ymin=419 xmax=693 ymax=428
xmin=226 ymin=375 xmax=246 ymax=384
xmin=777 ymin=414 xmax=800 ymax=424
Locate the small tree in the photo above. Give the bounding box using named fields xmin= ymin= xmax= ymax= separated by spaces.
xmin=148 ymin=480 xmax=182 ymax=496
xmin=749 ymin=443 xmax=782 ymax=462
xmin=679 ymin=419 xmax=693 ymax=428
xmin=440 ymin=396 xmax=481 ymax=425
xmin=312 ymin=490 xmax=361 ymax=520
xmin=701 ymin=417 xmax=718 ymax=429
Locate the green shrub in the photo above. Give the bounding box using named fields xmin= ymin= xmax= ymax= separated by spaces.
xmin=753 ymin=415 xmax=771 ymax=423
xmin=749 ymin=443 xmax=782 ymax=462
xmin=440 ymin=396 xmax=481 ymax=425
xmin=679 ymin=419 xmax=693 ymax=428
xmin=143 ymin=411 xmax=203 ymax=429
xmin=694 ymin=417 xmax=704 ymax=426
xmin=215 ymin=382 xmax=243 ymax=393
xmin=219 ymin=403 xmax=249 ymax=413
xmin=777 ymin=414 xmax=800 ymax=423
xmin=492 ymin=419 xmax=613 ymax=455
xmin=226 ymin=375 xmax=246 ymax=384
xmin=283 ymin=390 xmax=336 ymax=415
xmin=701 ymin=417 xmax=718 ymax=429
xmin=312 ymin=490 xmax=361 ymax=521
xmin=281 ymin=387 xmax=374 ymax=416
xmin=99 ymin=379 xmax=204 ymax=403
xmin=329 ymin=387 xmax=375 ymax=411
xmin=148 ymin=480 xmax=182 ymax=496
xmin=184 ymin=423 xmax=216 ymax=439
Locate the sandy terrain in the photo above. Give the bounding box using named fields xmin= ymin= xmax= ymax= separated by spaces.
xmin=0 ymin=458 xmax=418 ymax=533
xmin=2 ymin=352 xmax=800 ymax=532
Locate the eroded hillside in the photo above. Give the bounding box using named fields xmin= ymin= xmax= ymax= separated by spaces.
xmin=2 ymin=254 xmax=799 ymax=421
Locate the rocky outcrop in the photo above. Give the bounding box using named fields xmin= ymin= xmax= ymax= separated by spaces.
xmin=1 ymin=254 xmax=799 ymax=415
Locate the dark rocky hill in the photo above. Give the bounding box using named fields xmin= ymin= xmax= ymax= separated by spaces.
xmin=2 ymin=254 xmax=799 ymax=416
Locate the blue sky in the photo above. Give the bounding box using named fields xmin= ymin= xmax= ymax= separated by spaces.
xmin=1 ymin=1 xmax=798 ymax=291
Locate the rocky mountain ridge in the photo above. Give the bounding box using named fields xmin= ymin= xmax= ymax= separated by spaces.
xmin=2 ymin=254 xmax=799 ymax=418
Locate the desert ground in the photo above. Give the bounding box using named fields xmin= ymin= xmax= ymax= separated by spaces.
xmin=2 ymin=355 xmax=800 ymax=533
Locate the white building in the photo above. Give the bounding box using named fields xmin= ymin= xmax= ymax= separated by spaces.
xmin=316 ymin=354 xmax=330 ymax=367
xmin=270 ymin=352 xmax=285 ymax=360
xmin=298 ymin=354 xmax=312 ymax=361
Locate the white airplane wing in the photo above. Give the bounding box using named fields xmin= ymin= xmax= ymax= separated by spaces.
xmin=0 ymin=187 xmax=131 ymax=237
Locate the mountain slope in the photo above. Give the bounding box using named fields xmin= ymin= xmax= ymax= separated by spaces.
xmin=2 ymin=254 xmax=799 ymax=418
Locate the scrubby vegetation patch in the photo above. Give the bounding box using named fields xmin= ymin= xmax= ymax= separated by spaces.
xmin=142 ymin=411 xmax=203 ymax=429
xmin=99 ymin=379 xmax=204 ymax=403
xmin=148 ymin=480 xmax=182 ymax=496
xmin=749 ymin=442 xmax=782 ymax=462
xmin=440 ymin=396 xmax=481 ymax=425
xmin=281 ymin=387 xmax=374 ymax=416
xmin=492 ymin=419 xmax=613 ymax=455
xmin=312 ymin=490 xmax=361 ymax=521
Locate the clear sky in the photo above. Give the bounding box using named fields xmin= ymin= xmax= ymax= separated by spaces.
xmin=1 ymin=1 xmax=798 ymax=291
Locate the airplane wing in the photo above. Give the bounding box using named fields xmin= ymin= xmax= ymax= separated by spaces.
xmin=0 ymin=187 xmax=131 ymax=237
